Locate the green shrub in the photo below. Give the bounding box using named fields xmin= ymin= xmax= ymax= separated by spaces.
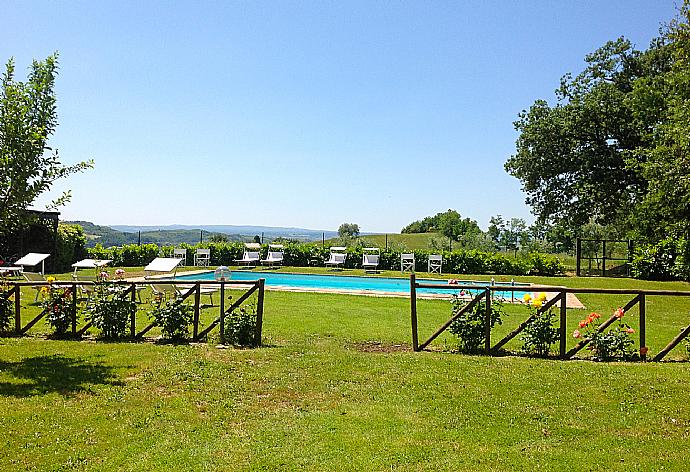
xmin=148 ymin=300 xmax=193 ymax=341
xmin=88 ymin=241 xmax=567 ymax=276
xmin=631 ymin=238 xmax=679 ymax=280
xmin=55 ymin=224 xmax=88 ymax=273
xmin=448 ymin=295 xmax=506 ymax=353
xmin=0 ymin=290 xmax=14 ymax=333
xmin=520 ymin=294 xmax=559 ymax=356
xmin=86 ymin=285 xmax=136 ymax=338
xmin=224 ymin=303 xmax=258 ymax=346
xmin=42 ymin=283 xmax=75 ymax=335
xmin=573 ymin=309 xmax=637 ymax=361
xmin=525 ymin=252 xmax=564 ymax=276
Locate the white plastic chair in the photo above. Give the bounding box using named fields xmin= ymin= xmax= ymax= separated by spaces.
xmin=428 ymin=254 xmax=443 ymax=274
xmin=173 ymin=248 xmax=187 ymax=266
xmin=401 ymin=253 xmax=415 ymax=273
xmin=194 ymin=248 xmax=210 ymax=267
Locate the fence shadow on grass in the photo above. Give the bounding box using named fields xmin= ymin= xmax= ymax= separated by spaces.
xmin=0 ymin=354 xmax=124 ymax=398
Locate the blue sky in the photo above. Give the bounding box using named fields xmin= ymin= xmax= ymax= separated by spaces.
xmin=1 ymin=1 xmax=678 ymax=232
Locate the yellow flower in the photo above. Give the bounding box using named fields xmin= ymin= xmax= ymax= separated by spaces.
xmin=523 ymin=293 xmax=532 ymax=303
xmin=46 ymin=276 xmax=55 ymax=284
xmin=532 ymin=299 xmax=543 ymax=308
xmin=40 ymin=286 xmax=49 ymax=294
xmin=538 ymin=292 xmax=547 ymax=302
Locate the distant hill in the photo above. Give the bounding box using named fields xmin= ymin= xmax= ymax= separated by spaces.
xmin=65 ymin=221 xmax=338 ymax=247
xmin=110 ymin=225 xmax=338 ymax=241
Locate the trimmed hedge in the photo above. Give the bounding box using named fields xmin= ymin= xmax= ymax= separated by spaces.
xmin=87 ymin=243 xmax=564 ymax=276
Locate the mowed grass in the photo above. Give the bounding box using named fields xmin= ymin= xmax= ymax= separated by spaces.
xmin=326 ymin=232 xmax=442 ymax=250
xmin=2 ymin=272 xmax=690 ymax=470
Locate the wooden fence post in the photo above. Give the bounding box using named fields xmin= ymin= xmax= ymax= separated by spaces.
xmin=576 ymin=238 xmax=581 ymax=277
xmin=220 ymin=281 xmax=225 ymax=340
xmin=14 ymin=284 xmax=21 ymax=334
xmin=639 ymin=294 xmax=646 ymax=360
xmin=193 ymin=283 xmax=201 ymax=339
xmin=254 ymin=279 xmax=265 ymax=347
xmin=71 ymin=283 xmax=78 ymax=335
xmin=484 ymin=289 xmax=492 ymax=353
xmin=559 ymin=291 xmax=567 ymax=359
xmin=130 ymin=283 xmax=137 ymax=339
xmin=410 ymin=274 xmax=419 ymax=352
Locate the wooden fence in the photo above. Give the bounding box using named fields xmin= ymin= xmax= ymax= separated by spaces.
xmin=0 ymin=279 xmax=265 ymax=346
xmin=409 ymin=274 xmax=690 ymax=361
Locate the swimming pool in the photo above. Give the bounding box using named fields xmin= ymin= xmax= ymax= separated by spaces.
xmin=174 ymin=271 xmax=531 ymax=299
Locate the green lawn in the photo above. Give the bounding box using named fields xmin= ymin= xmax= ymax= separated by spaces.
xmin=2 ymin=270 xmax=690 ymax=470
xmin=326 ymin=232 xmax=444 ymax=250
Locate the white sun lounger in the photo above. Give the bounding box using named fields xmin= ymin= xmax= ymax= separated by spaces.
xmin=71 ymin=258 xmax=112 ymax=275
xmin=15 ymin=253 xmax=50 ymax=275
xmin=362 ymin=248 xmax=380 ymax=273
xmin=235 ymin=243 xmax=261 ymax=268
xmin=325 ymin=247 xmax=347 ymax=270
xmin=144 ymin=257 xmax=183 ymax=277
xmin=260 ymin=244 xmax=284 ymax=268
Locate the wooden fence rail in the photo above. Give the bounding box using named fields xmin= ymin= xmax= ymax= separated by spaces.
xmin=1 ymin=279 xmax=265 ymax=346
xmin=410 ymin=275 xmax=690 ymax=361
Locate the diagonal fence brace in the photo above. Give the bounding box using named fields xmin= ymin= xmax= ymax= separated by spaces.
xmin=417 ymin=290 xmax=486 ymax=351
xmin=491 ymin=292 xmax=564 ymax=353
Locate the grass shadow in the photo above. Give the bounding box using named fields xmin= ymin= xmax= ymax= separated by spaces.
xmin=0 ymin=354 xmax=124 ymax=397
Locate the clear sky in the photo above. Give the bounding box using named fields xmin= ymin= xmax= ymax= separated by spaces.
xmin=1 ymin=1 xmax=679 ymax=232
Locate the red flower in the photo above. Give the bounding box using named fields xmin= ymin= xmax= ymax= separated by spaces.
xmin=614 ymin=307 xmax=625 ymax=319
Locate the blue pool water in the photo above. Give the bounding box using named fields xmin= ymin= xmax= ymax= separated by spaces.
xmin=174 ymin=271 xmax=531 ymax=299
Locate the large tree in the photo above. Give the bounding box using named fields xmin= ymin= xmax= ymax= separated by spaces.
xmin=634 ymin=4 xmax=690 ymax=240
xmin=505 ymin=36 xmax=673 ymax=236
xmin=0 ymin=53 xmax=92 ymax=242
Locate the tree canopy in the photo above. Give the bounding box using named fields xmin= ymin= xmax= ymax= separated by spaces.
xmin=402 ymin=209 xmax=481 ymax=242
xmin=0 ymin=53 xmax=92 ymax=240
xmin=338 ymin=223 xmax=360 ymax=239
xmin=506 ymin=4 xmax=690 ymax=242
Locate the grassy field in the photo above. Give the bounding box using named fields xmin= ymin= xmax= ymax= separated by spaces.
xmin=2 ymin=269 xmax=690 ymax=470
xmin=326 ymin=232 xmax=443 ymax=250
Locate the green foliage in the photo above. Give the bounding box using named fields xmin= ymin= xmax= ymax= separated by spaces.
xmin=449 ymin=295 xmax=506 ymax=353
xmin=0 ymin=290 xmax=14 ymax=333
xmin=224 ymin=302 xmax=258 ymax=346
xmin=574 ymin=309 xmax=637 ymax=361
xmin=588 ymin=324 xmax=637 ymax=362
xmin=338 ymin=223 xmax=360 ymax=239
xmin=85 ymin=285 xmax=136 ymax=339
xmin=504 ymin=13 xmax=690 ymax=241
xmin=148 ymin=300 xmax=193 ymax=341
xmin=0 ymin=53 xmax=92 ymax=240
xmin=41 ymin=284 xmax=74 ymax=335
xmin=402 ymin=210 xmax=482 ymax=243
xmin=630 ymin=237 xmax=690 ymax=281
xmin=520 ymin=296 xmax=559 ymax=357
xmin=86 ymin=241 xmax=565 ymax=276
xmin=54 ymin=223 xmax=88 ymax=273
